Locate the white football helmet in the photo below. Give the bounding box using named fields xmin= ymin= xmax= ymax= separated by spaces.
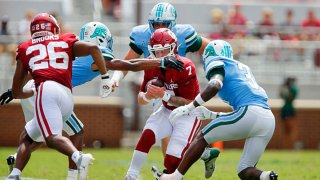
xmin=148 ymin=2 xmax=177 ymax=32
xmin=202 ymin=40 xmax=233 ymax=64
xmin=79 ymin=22 xmax=113 ymax=51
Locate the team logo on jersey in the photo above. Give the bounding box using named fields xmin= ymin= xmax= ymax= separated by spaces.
xmin=164 ymin=79 xmax=178 ymax=90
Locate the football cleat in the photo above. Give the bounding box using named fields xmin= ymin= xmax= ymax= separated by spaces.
xmin=124 ymin=174 xmax=136 ymax=180
xmin=269 ymin=171 xmax=278 ymax=180
xmin=151 ymin=166 xmax=163 ymax=180
xmin=200 ymin=147 xmax=220 ymax=179
xmin=6 ymin=155 xmax=16 ymax=174
xmin=6 ymin=175 xmax=20 ymax=180
xmin=78 ymin=153 xmax=94 ymax=180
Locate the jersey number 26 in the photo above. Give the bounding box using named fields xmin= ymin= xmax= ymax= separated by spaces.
xmin=26 ymin=41 xmax=69 ymax=71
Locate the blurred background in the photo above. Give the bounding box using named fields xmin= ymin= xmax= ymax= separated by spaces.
xmin=0 ymin=0 xmax=320 ymax=149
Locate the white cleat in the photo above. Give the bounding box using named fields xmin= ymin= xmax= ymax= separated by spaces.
xmin=124 ymin=175 xmax=136 ymax=180
xmin=78 ymin=153 xmax=94 ymax=180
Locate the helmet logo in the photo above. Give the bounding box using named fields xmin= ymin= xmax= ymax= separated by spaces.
xmin=90 ymin=26 xmax=107 ymax=39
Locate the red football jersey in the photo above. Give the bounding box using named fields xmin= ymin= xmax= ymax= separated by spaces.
xmin=140 ymin=55 xmax=200 ymax=110
xmin=16 ymin=33 xmax=78 ymax=90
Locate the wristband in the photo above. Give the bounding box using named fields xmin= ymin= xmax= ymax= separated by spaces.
xmin=162 ymin=92 xmax=171 ymax=102
xmin=195 ymin=94 xmax=206 ymax=106
xmin=111 ymin=71 xmax=125 ymax=81
xmin=101 ymin=73 xmax=110 ymax=79
xmin=142 ymin=93 xmax=151 ymax=103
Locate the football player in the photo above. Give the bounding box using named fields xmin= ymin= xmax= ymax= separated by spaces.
xmin=125 ymin=28 xmax=218 ymax=180
xmin=109 ymin=2 xmax=217 ymax=177
xmin=155 ymin=40 xmax=278 ymax=180
xmin=8 ymin=12 xmax=107 ymax=180
xmin=2 ymin=20 xmax=184 ymax=180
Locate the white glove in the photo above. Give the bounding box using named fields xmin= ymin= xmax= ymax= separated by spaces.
xmin=169 ymin=103 xmax=195 ymax=125
xmin=193 ymin=106 xmax=219 ymax=120
xmin=100 ymin=73 xmax=113 ymax=98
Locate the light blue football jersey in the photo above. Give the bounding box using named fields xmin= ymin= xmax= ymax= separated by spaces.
xmin=129 ymin=24 xmax=200 ymax=57
xmin=203 ymin=56 xmax=269 ymax=110
xmin=71 ymin=46 xmax=114 ymax=87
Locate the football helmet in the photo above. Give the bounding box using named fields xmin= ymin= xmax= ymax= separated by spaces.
xmin=202 ymin=40 xmax=233 ymax=63
xmin=148 ymin=28 xmax=177 ymax=58
xmin=30 ymin=13 xmax=60 ymax=38
xmin=148 ymin=2 xmax=177 ymax=32
xmin=79 ymin=22 xmax=113 ymax=51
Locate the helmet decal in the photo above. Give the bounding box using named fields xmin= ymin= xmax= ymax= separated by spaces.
xmin=79 ymin=22 xmax=113 ymax=51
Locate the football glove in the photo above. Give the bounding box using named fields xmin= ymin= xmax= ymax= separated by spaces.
xmin=169 ymin=103 xmax=195 ymax=125
xmin=160 ymin=56 xmax=184 ymax=72
xmin=193 ymin=106 xmax=219 ymax=120
xmin=0 ymin=89 xmax=13 ymax=105
xmin=100 ymin=74 xmax=113 ymax=98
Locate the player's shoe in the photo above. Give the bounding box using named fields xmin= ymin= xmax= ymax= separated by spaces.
xmin=151 ymin=166 xmax=163 ymax=180
xmin=200 ymin=147 xmax=220 ymax=179
xmin=124 ymin=175 xmax=136 ymax=180
xmin=78 ymin=153 xmax=94 ymax=180
xmin=6 ymin=155 xmax=16 ymax=174
xmin=269 ymin=171 xmax=278 ymax=180
xmin=6 ymin=175 xmax=20 ymax=180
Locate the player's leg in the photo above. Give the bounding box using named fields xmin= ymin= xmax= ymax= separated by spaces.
xmin=164 ymin=114 xmax=201 ymax=173
xmin=126 ymin=106 xmax=172 ymax=180
xmin=63 ymin=112 xmax=84 ymax=179
xmin=36 ymin=81 xmax=93 ymax=171
xmin=237 ymin=106 xmax=277 ymax=180
xmin=159 ymin=106 xmax=251 ymax=179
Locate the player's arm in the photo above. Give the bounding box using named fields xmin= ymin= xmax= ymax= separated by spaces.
xmin=137 ymin=76 xmax=157 ymax=105
xmin=73 ymin=41 xmax=107 ymax=75
xmin=198 ymin=36 xmax=210 ymax=55
xmin=192 ymin=68 xmax=225 ymax=108
xmin=12 ymin=60 xmax=35 ymax=99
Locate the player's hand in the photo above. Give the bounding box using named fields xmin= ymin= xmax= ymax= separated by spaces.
xmin=0 ymin=89 xmax=13 ymax=105
xmin=100 ymin=74 xmax=113 ymax=98
xmin=147 ymin=84 xmax=165 ymax=99
xmin=160 ymin=56 xmax=184 ymax=72
xmin=169 ymin=103 xmax=195 ymax=125
xmin=193 ymin=106 xmax=219 ymax=120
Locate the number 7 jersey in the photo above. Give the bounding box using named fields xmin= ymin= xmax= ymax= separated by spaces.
xmin=16 ymin=33 xmax=78 ymax=90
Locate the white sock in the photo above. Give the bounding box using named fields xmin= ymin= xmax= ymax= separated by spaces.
xmin=172 ymin=169 xmax=184 ymax=179
xmin=67 ymin=169 xmax=78 ymax=180
xmin=13 ymin=153 xmax=17 ymax=159
xmin=126 ymin=150 xmax=148 ymax=179
xmin=71 ymin=151 xmax=81 ymax=164
xmin=260 ymin=171 xmax=271 ymax=180
xmin=9 ymin=168 xmax=21 ymax=176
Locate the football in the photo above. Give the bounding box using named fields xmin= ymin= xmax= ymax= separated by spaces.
xmin=145 ymin=78 xmax=164 ymax=91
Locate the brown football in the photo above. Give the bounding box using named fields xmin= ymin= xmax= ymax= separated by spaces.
xmin=145 ymin=78 xmax=164 ymax=91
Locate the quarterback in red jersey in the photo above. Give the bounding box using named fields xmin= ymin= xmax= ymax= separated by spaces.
xmin=9 ymin=13 xmax=109 ymax=180
xmin=125 ymin=28 xmax=201 ymax=180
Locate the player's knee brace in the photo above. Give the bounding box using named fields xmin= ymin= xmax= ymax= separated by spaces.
xmin=164 ymin=154 xmax=181 ymax=173
xmin=135 ymin=129 xmax=156 ymax=153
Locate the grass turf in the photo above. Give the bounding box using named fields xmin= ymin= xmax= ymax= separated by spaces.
xmin=0 ymin=147 xmax=319 ymax=180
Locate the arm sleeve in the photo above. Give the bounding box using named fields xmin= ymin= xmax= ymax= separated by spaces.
xmin=129 ymin=32 xmax=143 ymax=55
xmin=183 ymin=25 xmax=202 ymax=53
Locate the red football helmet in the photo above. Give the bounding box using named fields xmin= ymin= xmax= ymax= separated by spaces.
xmin=30 ymin=13 xmax=60 ymax=38
xmin=148 ymin=28 xmax=177 ymax=58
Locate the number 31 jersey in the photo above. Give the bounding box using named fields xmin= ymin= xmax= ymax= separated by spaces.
xmin=16 ymin=33 xmax=78 ymax=90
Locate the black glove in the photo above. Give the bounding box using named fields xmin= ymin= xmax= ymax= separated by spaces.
xmin=0 ymin=89 xmax=13 ymax=105
xmin=160 ymin=56 xmax=184 ymax=72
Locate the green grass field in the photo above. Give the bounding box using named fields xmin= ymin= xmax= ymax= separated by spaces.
xmin=0 ymin=147 xmax=319 ymax=180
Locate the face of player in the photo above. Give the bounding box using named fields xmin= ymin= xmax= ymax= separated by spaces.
xmin=153 ymin=22 xmax=170 ymax=29
xmin=155 ymin=48 xmax=171 ymax=58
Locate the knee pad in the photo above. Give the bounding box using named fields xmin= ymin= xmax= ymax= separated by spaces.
xmin=135 ymin=129 xmax=156 ymax=153
xmin=164 ymin=154 xmax=181 ymax=173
